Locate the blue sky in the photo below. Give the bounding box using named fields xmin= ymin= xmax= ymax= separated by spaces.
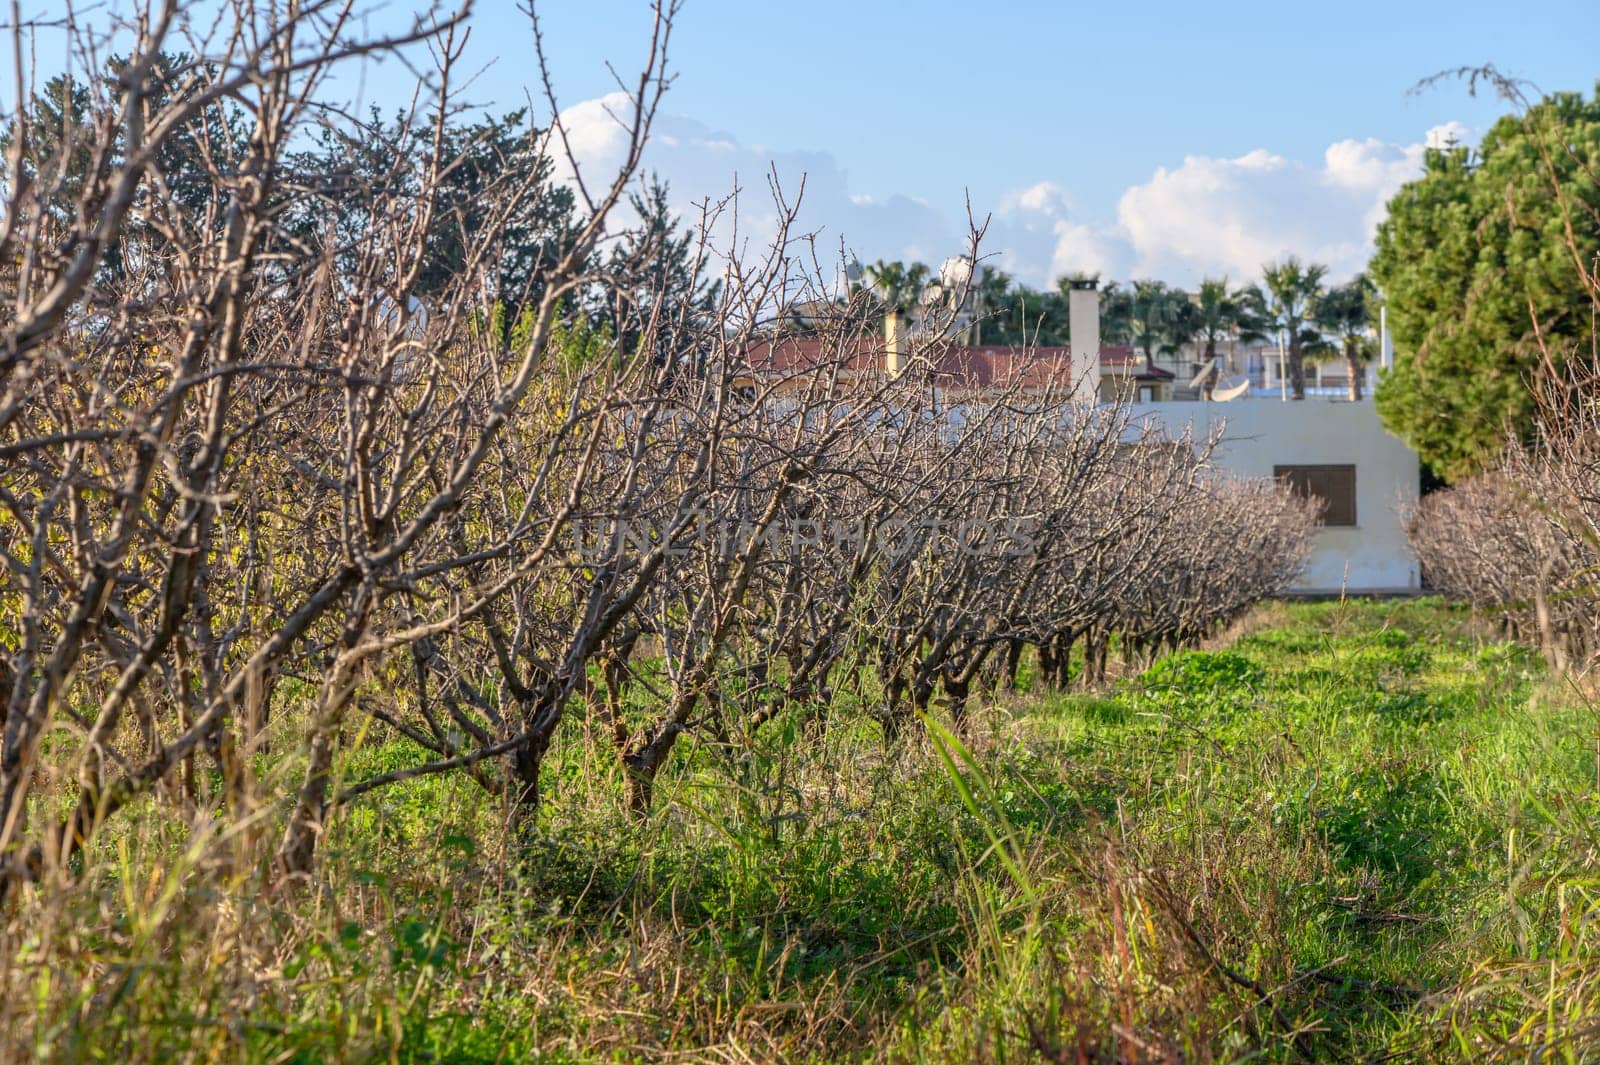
xmin=19 ymin=0 xmax=1595 ymax=287
xmin=516 ymin=0 xmax=1594 ymax=220
xmin=409 ymin=0 xmax=1593 ymax=287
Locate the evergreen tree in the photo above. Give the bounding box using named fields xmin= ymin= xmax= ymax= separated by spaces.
xmin=595 ymin=176 xmax=721 ymax=366
xmin=286 ymin=107 xmax=582 ymax=314
xmin=1372 ymin=85 xmax=1600 ymax=479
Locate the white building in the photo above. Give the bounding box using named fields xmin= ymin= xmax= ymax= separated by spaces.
xmin=1128 ymin=399 xmax=1420 ymax=595
xmin=756 ymin=276 xmax=1424 ymax=596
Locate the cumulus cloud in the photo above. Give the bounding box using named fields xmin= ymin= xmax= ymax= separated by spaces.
xmin=1426 ymin=120 xmax=1471 ymax=149
xmin=972 ymin=182 xmax=1121 ymax=284
xmin=1105 ymin=126 xmax=1465 ymax=282
xmin=549 ymin=92 xmax=955 ymax=286
xmin=1001 ymin=120 xmax=1468 ymax=286
xmin=550 ymin=92 xmax=1465 ymax=290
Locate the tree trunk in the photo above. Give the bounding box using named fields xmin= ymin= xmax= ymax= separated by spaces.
xmin=803 ymin=684 xmax=831 ymax=739
xmin=624 ymin=763 xmax=654 ymax=818
xmin=942 ymin=647 xmax=990 ymax=728
xmin=1289 ymin=335 xmax=1306 ymax=400
xmin=1054 ymin=631 xmax=1077 ymax=688
xmin=882 ymin=672 xmax=910 ymax=743
xmin=1346 ymin=339 xmax=1363 ymax=401
xmin=1083 ymin=631 xmax=1107 ymax=688
xmin=277 ymin=725 xmax=335 ymax=878
xmin=509 ymin=729 xmax=549 ymax=811
xmin=278 ymin=643 xmax=365 ymax=879
xmin=1001 ymin=637 xmax=1023 ymax=692
xmin=943 ymin=674 xmax=971 ymax=727
xmin=241 ymin=659 xmax=275 ymax=757
xmin=1037 ymin=640 xmax=1058 ymax=689
xmin=621 ymin=688 xmax=696 ymax=819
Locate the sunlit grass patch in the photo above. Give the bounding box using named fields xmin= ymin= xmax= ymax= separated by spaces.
xmin=10 ymin=598 xmax=1600 ymax=1062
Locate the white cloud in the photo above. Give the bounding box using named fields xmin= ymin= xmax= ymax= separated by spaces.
xmin=1106 ymin=131 xmax=1458 ymax=284
xmin=1016 ymin=123 xmax=1473 ymax=286
xmin=1322 ymin=138 xmax=1417 ymax=191
xmin=1000 ymin=180 xmax=1071 ymax=215
xmin=1426 ymin=120 xmax=1471 ymax=149
xmin=549 ymin=91 xmax=1467 ymax=291
xmin=548 ymin=92 xmax=954 ymax=288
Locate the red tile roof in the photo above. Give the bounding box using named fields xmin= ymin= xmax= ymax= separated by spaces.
xmin=742 ymin=334 xmax=883 ymax=375
xmin=741 ymin=335 xmax=1172 ymax=388
xmin=1097 ymin=346 xmax=1142 ymax=367
xmin=925 ymin=346 xmax=1073 ymax=390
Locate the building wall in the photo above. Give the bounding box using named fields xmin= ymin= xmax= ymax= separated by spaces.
xmin=1099 ymin=372 xmax=1171 ymax=404
xmin=1126 ymin=399 xmax=1421 ymax=594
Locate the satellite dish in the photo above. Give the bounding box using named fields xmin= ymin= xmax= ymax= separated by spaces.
xmin=1211 ymin=376 xmax=1251 ymax=402
xmin=1187 ymin=359 xmax=1219 ymax=392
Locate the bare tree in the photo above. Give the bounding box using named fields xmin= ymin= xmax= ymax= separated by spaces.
xmin=0 ymin=0 xmax=1319 ymax=892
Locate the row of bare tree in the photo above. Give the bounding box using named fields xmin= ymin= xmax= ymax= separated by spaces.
xmin=1406 ymin=414 xmax=1600 ymax=672
xmin=1400 ymin=64 xmax=1600 ymax=675
xmin=0 ymin=0 xmax=1315 ymax=891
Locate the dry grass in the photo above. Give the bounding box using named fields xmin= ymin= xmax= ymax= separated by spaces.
xmin=1 ymin=598 xmax=1595 ymax=1063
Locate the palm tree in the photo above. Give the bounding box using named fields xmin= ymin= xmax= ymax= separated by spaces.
xmin=983 ymin=269 xmax=1046 ymax=345
xmin=1315 ymin=274 xmax=1377 ymax=401
xmin=1256 ymin=257 xmax=1328 ymax=400
xmin=862 ymin=259 xmax=931 ymax=316
xmin=1126 ymin=280 xmax=1204 ymax=372
xmin=1096 ymin=280 xmax=1135 ymax=345
xmin=1190 ymin=278 xmax=1265 ymax=397
xmin=1161 ymin=291 xmax=1203 ymax=363
xmin=1193 ymin=278 xmax=1265 ymax=364
xmin=1129 ymin=279 xmax=1177 ymax=365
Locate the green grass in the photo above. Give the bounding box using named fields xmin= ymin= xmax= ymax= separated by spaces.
xmin=9 ymin=597 xmax=1600 ymax=1062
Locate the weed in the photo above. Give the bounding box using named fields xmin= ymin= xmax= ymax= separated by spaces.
xmin=4 ymin=598 xmax=1596 ymax=1062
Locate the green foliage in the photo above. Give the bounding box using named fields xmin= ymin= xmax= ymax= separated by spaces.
xmin=1315 ymin=273 xmax=1378 ymax=400
xmin=1139 ymin=648 xmax=1266 ymax=694
xmin=1193 ymin=276 xmax=1267 ymax=363
xmin=0 ymin=73 xmax=94 ymax=204
xmin=1098 ymin=279 xmax=1135 ymax=344
xmin=978 ymin=269 xmax=1073 ymax=345
xmin=2 ymin=52 xmax=596 ymax=318
xmin=17 ymin=600 xmax=1600 ymax=1061
xmin=594 ymin=175 xmax=722 ymax=358
xmin=855 ymin=261 xmax=1258 ymax=362
xmin=478 ymin=299 xmax=615 ymax=377
xmin=1 ymin=54 xmax=251 ymax=278
xmin=1128 ymin=278 xmax=1198 ymax=361
xmin=1372 ymin=85 xmax=1600 ymax=480
xmin=1315 ymin=275 xmax=1375 ymax=355
xmin=1253 ymin=256 xmax=1330 ymax=398
xmin=861 ymin=258 xmax=932 ymax=313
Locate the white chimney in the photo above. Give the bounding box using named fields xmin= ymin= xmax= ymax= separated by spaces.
xmin=1067 ymin=278 xmax=1100 ymax=405
xmin=884 ymin=309 xmax=905 ymax=378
